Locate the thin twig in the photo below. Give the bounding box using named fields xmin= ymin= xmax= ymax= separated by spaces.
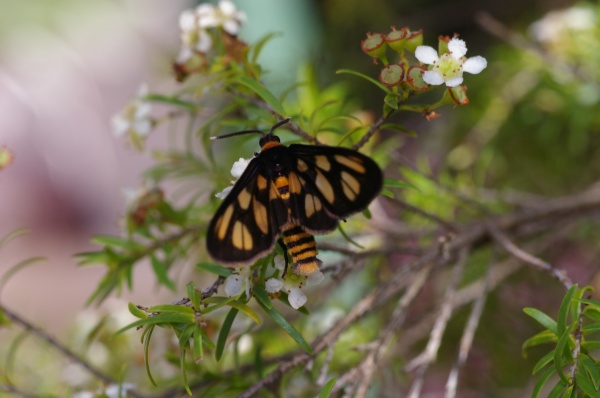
xmin=486 ymin=222 xmax=573 ymax=288
xmin=0 ymin=305 xmax=149 ymax=398
xmin=444 ymin=250 xmax=493 ymax=398
xmin=405 ymin=248 xmax=469 ymax=398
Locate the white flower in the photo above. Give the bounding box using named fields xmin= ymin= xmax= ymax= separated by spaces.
xmin=178 ymin=9 xmax=213 ymax=62
xmin=105 ymin=384 xmax=136 ymax=398
xmin=111 ymin=84 xmax=153 ymax=141
xmin=215 ymin=157 xmax=251 ymax=199
xmin=415 ymin=38 xmax=487 ymax=87
xmin=197 ymin=0 xmax=246 ymax=35
xmin=529 ymin=6 xmax=595 ymax=43
xmin=267 ymin=256 xmax=325 ymax=309
xmin=225 ymin=267 xmax=251 ymax=297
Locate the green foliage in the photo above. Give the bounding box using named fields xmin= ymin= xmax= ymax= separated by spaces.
xmin=524 ymin=285 xmax=600 ymax=397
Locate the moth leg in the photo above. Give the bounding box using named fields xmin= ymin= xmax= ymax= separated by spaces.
xmin=277 ymin=238 xmax=290 ymax=278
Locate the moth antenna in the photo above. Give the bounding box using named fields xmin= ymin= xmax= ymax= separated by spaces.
xmin=210 ymin=118 xmax=292 ymax=140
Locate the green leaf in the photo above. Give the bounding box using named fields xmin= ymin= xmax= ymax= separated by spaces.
xmin=0 ymin=228 xmax=29 ymax=250
xmin=576 ymin=372 xmax=599 ymax=397
xmin=547 ymin=379 xmax=568 ymax=398
xmin=252 ymin=283 xmax=272 ymax=310
xmin=582 ymin=322 xmax=600 ymax=334
xmin=115 ymin=312 xmax=194 ymax=335
xmin=193 ymin=324 xmax=203 ymax=362
xmin=235 ymin=75 xmax=286 ymax=115
xmin=150 ymin=255 xmax=176 ymax=291
xmin=250 ymin=32 xmax=282 ymax=64
xmin=143 ymin=94 xmax=199 ymax=111
xmin=256 ymin=298 xmax=312 ymax=354
xmin=142 ymin=325 xmax=157 ymax=386
xmin=226 ymin=300 xmax=262 ymax=324
xmin=384 ymin=178 xmax=416 ymax=189
xmin=380 ymin=123 xmax=416 ymax=137
xmin=557 ymin=284 xmax=578 ymax=336
xmin=319 ymin=378 xmax=337 ymax=398
xmin=384 ymin=93 xmax=399 ymax=110
xmin=532 ymin=365 xmax=558 ymax=398
xmin=196 ymin=262 xmax=232 ymax=277
xmin=523 ymin=330 xmax=557 ymax=354
xmin=580 ymin=353 xmax=600 ymax=390
xmin=148 ymin=305 xmax=195 ymax=314
xmin=524 ymin=307 xmax=558 ymax=335
xmin=128 ymin=302 xmax=148 ymax=319
xmin=336 ymin=69 xmax=391 ymax=94
xmin=532 ymin=350 xmax=555 ymax=375
xmin=91 ymin=235 xmax=144 ymax=250
xmin=179 ymin=324 xmax=196 ymax=348
xmin=583 ymin=341 xmax=600 ymax=350
xmin=0 ymin=256 xmax=46 ymax=296
xmin=553 ymin=323 xmax=575 ymax=385
xmin=202 ymin=296 xmax=238 ymax=315
xmin=187 ymin=282 xmax=200 ymax=311
xmin=381 ymin=188 xmax=395 ymax=199
xmin=216 ymin=307 xmax=238 ymax=361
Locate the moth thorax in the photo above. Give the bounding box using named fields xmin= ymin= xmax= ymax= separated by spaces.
xmin=275 ymin=176 xmax=290 ymax=201
xmin=282 ymin=224 xmax=322 ymax=276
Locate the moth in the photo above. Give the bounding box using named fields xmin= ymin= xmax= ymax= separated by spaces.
xmin=206 ymin=118 xmax=383 ymax=276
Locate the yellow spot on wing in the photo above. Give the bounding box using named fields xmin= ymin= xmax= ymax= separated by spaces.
xmin=232 ymin=221 xmax=253 ymax=250
xmin=257 ymin=175 xmax=268 ymax=191
xmin=335 ymin=155 xmax=366 ymax=174
xmin=304 ymin=194 xmax=322 ymax=218
xmin=237 ymin=188 xmax=252 ymax=210
xmin=297 ymin=159 xmax=308 ymax=172
xmin=315 ymin=170 xmax=335 ymax=204
xmin=289 ymin=172 xmax=303 ymax=195
xmin=341 ymin=171 xmax=360 ymax=200
xmin=253 ymin=197 xmax=269 ymax=234
xmin=315 ymin=155 xmax=331 ymax=171
xmin=217 ymin=205 xmax=234 ymax=240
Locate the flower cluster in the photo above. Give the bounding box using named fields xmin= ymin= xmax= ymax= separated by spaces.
xmin=361 ymin=27 xmax=487 ymax=105
xmin=215 ymin=157 xmax=251 ymax=199
xmin=175 ymin=0 xmax=247 ymax=79
xmin=110 ymin=84 xmax=153 ymax=150
xmin=224 ymin=256 xmax=324 ymax=310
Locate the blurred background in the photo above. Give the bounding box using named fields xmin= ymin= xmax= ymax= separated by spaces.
xmin=1 ymin=0 xmax=599 ymax=395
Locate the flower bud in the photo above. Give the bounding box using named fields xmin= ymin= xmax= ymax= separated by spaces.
xmin=447 ymin=85 xmax=469 ymax=105
xmin=437 ymin=35 xmax=451 ymax=54
xmin=361 ymin=32 xmax=388 ymax=63
xmin=385 ymin=26 xmax=408 ymax=53
xmin=404 ymin=29 xmax=423 ymax=53
xmin=379 ymin=63 xmax=405 ymax=87
xmin=406 ymin=65 xmax=430 ymax=91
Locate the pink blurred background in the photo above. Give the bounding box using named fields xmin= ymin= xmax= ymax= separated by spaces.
xmin=0 ymin=1 xmax=191 ymax=334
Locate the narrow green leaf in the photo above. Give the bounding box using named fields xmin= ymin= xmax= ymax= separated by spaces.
xmin=336 ymin=69 xmax=391 ymax=94
xmin=557 ymin=284 xmax=578 ymax=336
xmin=580 ymin=353 xmax=600 ymax=390
xmin=380 ymin=123 xmax=417 ymax=137
xmin=338 ymin=223 xmax=364 ymax=249
xmin=235 ymin=75 xmax=286 ymax=115
xmin=143 ymin=325 xmax=157 ymax=386
xmin=0 ymin=228 xmax=29 ymax=250
xmin=179 ymin=324 xmax=195 ymax=348
xmin=216 ymin=307 xmax=238 ymax=361
xmin=532 ymin=365 xmax=557 ymax=398
xmin=0 ymin=256 xmax=46 ymax=295
xmin=193 ymin=324 xmax=203 ymax=362
xmin=128 ymin=302 xmax=148 ymax=319
xmin=186 ymin=282 xmax=201 ymax=311
xmin=381 ymin=188 xmax=395 ymax=199
xmin=576 ymin=372 xmax=599 ymax=397
xmin=143 ymin=94 xmax=199 ymax=111
xmin=150 ymin=255 xmax=176 ymax=291
xmin=256 ymin=298 xmax=312 ymax=354
xmin=91 ymin=235 xmax=144 ymax=250
xmin=148 ymin=305 xmax=194 ymax=314
xmin=532 ymin=350 xmax=555 ymax=375
xmin=583 ymin=341 xmax=600 ymax=350
xmin=252 ymin=284 xmax=272 ymax=309
xmin=554 ymin=323 xmax=575 ymax=385
xmin=384 ymin=93 xmax=399 ymax=110
xmin=582 ymin=322 xmax=600 ymax=334
xmin=319 ymin=378 xmax=337 ymax=398
xmin=226 ymin=300 xmax=262 ymax=324
xmin=196 ymin=262 xmax=232 ymax=277
xmin=180 ymin=349 xmax=192 ymax=396
xmin=384 ymin=178 xmax=415 ymax=189
xmin=547 ymin=379 xmax=568 ymax=398
xmin=524 ymin=307 xmax=558 ymax=335
xmin=522 ymin=330 xmax=557 ymax=354
xmin=250 ymin=32 xmax=282 ymax=64
xmin=202 ymin=296 xmax=238 ymax=315
xmin=115 ymin=313 xmax=194 ymax=335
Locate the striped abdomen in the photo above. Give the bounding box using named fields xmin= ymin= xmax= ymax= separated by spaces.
xmin=282 ymin=224 xmax=321 ymax=275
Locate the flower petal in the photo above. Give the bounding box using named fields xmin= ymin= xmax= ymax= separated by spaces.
xmin=462 ymin=56 xmax=487 ymax=74
xmin=422 ymin=70 xmax=445 ymax=85
xmin=265 ymin=278 xmax=284 ymax=293
xmin=444 ymin=76 xmax=464 ymax=87
xmin=225 ymin=274 xmax=243 ymax=296
xmin=230 ymin=157 xmax=251 ymax=178
xmin=448 ymin=38 xmax=467 ymax=58
xmin=415 ymin=45 xmax=439 ymax=65
xmin=215 ymin=185 xmax=233 ymax=199
xmin=307 ymin=271 xmax=324 ymax=286
xmin=288 ymin=288 xmax=307 ymax=309
xmin=274 ymin=255 xmax=286 ymax=271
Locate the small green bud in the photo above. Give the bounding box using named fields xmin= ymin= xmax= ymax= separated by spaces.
xmin=438 ymin=35 xmax=451 ymax=54
xmin=447 ymin=85 xmax=469 ymax=105
xmin=404 ymin=29 xmax=423 ymax=53
xmin=385 ymin=26 xmax=408 ymax=53
xmin=361 ymin=32 xmax=388 ymax=63
xmin=406 ymin=66 xmax=430 ymax=91
xmin=379 ymin=63 xmax=405 ymax=87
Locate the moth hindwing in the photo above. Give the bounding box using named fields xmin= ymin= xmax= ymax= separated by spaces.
xmin=206 ymin=122 xmax=383 ymax=272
